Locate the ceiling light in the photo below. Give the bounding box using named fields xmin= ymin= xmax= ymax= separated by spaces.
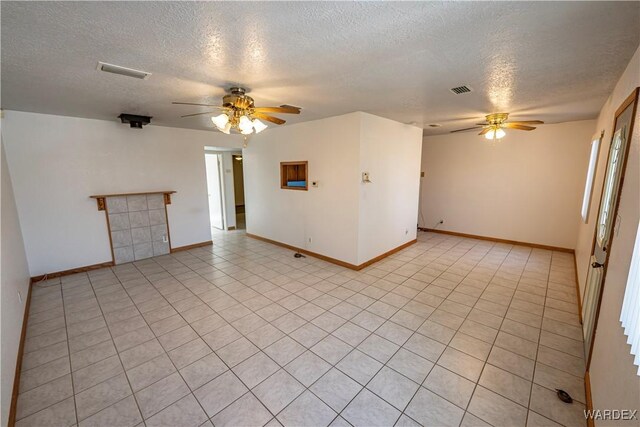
xmin=239 ymin=115 xmax=253 ymax=133
xmin=252 ymin=119 xmax=268 ymax=134
xmin=485 ymin=127 xmax=506 ymax=140
xmin=211 ymin=113 xmax=229 ymax=129
xmin=219 ymin=122 xmax=231 ymax=134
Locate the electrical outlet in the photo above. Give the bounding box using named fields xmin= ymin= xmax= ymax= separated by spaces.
xmin=18 ymin=291 xmax=23 ymax=304
xmin=308 ymin=237 xmax=312 ymax=243
xmin=439 ymin=219 xmax=444 ymax=224
xmin=162 ymin=234 xmax=168 ymax=243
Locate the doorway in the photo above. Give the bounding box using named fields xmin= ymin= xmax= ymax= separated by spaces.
xmin=205 ymin=153 xmax=225 ymax=230
xmin=582 ymin=88 xmax=638 ymax=368
xmin=232 ymin=154 xmax=246 ymax=230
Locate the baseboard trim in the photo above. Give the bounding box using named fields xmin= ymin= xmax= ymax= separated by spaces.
xmin=30 ymin=261 xmax=115 ymax=283
xmin=170 ymin=240 xmax=213 ymax=253
xmin=227 ymin=226 xmax=237 ymax=231
xmin=585 ymin=371 xmax=594 ymax=427
xmin=419 ymin=228 xmax=574 ymax=253
xmin=358 ymin=239 xmax=418 ymax=270
xmin=8 ymin=280 xmax=33 ymax=427
xmin=246 ymin=233 xmax=417 ymax=271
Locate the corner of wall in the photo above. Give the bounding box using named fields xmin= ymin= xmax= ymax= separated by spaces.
xmin=1 ymin=137 xmax=31 ymax=427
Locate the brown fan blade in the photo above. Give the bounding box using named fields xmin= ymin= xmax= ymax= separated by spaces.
xmin=253 ymin=106 xmax=301 ymax=114
xmin=180 ymin=111 xmax=221 ymax=118
xmin=172 ymin=102 xmax=226 ymax=108
xmin=252 ymin=112 xmax=286 ymax=125
xmin=503 ymin=123 xmax=536 ymax=131
xmin=507 ymin=120 xmax=544 ymax=125
xmin=450 ymin=126 xmax=483 ymax=133
xmin=479 ymin=128 xmax=491 ymax=136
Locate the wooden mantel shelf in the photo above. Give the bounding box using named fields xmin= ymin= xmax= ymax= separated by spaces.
xmin=90 ymin=191 xmax=176 ymax=211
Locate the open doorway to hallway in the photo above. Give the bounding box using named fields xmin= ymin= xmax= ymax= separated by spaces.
xmin=232 ymin=154 xmax=245 ymax=230
xmin=204 ymin=147 xmax=245 ymax=237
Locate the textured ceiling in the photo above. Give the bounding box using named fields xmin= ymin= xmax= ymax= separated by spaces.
xmin=2 ymin=1 xmax=639 ymax=135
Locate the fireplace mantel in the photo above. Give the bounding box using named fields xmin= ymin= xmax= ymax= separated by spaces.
xmin=90 ymin=191 xmax=175 ymax=211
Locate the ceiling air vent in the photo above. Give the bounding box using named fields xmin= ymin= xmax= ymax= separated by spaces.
xmin=97 ymin=62 xmax=151 ymax=80
xmin=450 ymin=85 xmax=472 ymax=95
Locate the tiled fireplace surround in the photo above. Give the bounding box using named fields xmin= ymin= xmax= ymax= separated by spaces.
xmin=106 ymin=194 xmax=171 ymax=264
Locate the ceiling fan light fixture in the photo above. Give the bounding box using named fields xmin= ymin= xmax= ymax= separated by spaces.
xmin=485 ymin=127 xmax=506 ymax=140
xmin=219 ymin=122 xmax=232 ymax=134
xmin=252 ymin=118 xmax=268 ymax=134
xmin=211 ymin=113 xmax=230 ymax=129
xmin=239 ymin=115 xmax=254 ymax=134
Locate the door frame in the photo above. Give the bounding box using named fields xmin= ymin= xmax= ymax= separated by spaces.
xmin=205 ymin=152 xmax=227 ymax=230
xmin=583 ymin=87 xmax=639 ymax=371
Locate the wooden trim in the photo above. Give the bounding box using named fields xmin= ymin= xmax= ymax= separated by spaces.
xmin=170 ymin=240 xmax=213 ymax=253
xmin=104 ymin=204 xmax=116 ymax=264
xmin=227 ymin=226 xmax=237 ymax=231
xmin=574 ymin=254 xmax=583 ymax=324
xmin=419 ymin=228 xmax=574 ymax=253
xmin=30 ymin=261 xmax=115 ymax=283
xmin=246 ymin=233 xmax=417 ymax=271
xmin=585 ymin=87 xmax=639 ymax=371
xmin=357 ymin=239 xmax=418 ymax=270
xmin=8 ymin=280 xmax=33 ymax=427
xmin=280 ymin=161 xmax=308 ymax=191
xmin=615 ymin=87 xmax=639 ymax=117
xmin=584 ymin=371 xmax=595 ymax=427
xmin=164 ymin=203 xmax=173 ymax=252
xmin=90 ymin=190 xmax=176 ymax=199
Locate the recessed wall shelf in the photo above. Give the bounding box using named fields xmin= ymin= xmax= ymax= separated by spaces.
xmin=281 ymin=161 xmax=308 ymax=191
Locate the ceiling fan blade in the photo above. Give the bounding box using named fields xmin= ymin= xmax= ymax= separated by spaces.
xmin=180 ymin=111 xmax=220 ymax=118
xmin=507 ymin=120 xmax=544 ymax=125
xmin=253 ymin=106 xmax=301 ymax=114
xmin=479 ymin=128 xmax=491 ymax=136
xmin=252 ymin=112 xmax=286 ymax=125
xmin=503 ymin=123 xmax=536 ymax=131
xmin=450 ymin=126 xmax=483 ymax=133
xmin=172 ymin=102 xmax=226 ymax=108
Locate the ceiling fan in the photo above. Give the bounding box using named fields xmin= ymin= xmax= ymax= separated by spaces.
xmin=451 ymin=113 xmax=544 ymax=140
xmin=173 ymin=87 xmax=301 ymax=135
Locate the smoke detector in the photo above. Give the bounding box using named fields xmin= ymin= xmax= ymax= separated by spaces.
xmin=97 ymin=62 xmax=151 ymax=80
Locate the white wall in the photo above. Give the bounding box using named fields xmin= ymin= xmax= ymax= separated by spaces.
xmin=358 ymin=114 xmax=422 ymax=264
xmin=244 ymin=112 xmax=422 ymax=266
xmin=420 ymin=120 xmax=595 ymax=249
xmin=1 ymin=139 xmax=31 ymax=426
xmin=244 ymin=113 xmax=362 ymax=264
xmin=2 ymin=111 xmax=240 ymax=276
xmin=575 ymin=46 xmax=640 ymax=423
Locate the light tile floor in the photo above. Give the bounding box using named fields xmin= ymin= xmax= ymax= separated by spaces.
xmin=15 ymin=231 xmax=586 ymax=427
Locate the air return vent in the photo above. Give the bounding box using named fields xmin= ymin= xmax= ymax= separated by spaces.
xmin=450 ymin=85 xmax=472 ymax=94
xmin=97 ymin=62 xmax=151 ymax=80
